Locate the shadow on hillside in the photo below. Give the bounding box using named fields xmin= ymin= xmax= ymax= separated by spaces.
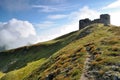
xmin=0 ymin=25 xmax=96 ymax=73
xmin=0 ymin=41 xmax=65 ymax=73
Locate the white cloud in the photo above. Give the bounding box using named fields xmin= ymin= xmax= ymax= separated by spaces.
xmin=32 ymin=5 xmax=56 ymax=12
xmin=69 ymin=6 xmax=100 ymax=20
xmin=48 ymin=14 xmax=68 ymax=19
xmin=32 ymin=5 xmax=64 ymax=12
xmin=110 ymin=11 xmax=120 ymax=26
xmin=3 ymin=6 xmax=119 ymax=50
xmin=43 ymin=6 xmax=120 ymax=43
xmin=0 ymin=18 xmax=38 ymax=50
xmin=101 ymin=0 xmax=120 ymax=26
xmin=32 ymin=4 xmax=77 ymax=12
xmin=36 ymin=6 xmax=100 ymax=41
xmin=31 ymin=6 xmax=120 ymax=43
xmin=0 ymin=6 xmax=102 ymax=50
xmin=61 ymin=6 xmax=100 ymax=31
xmin=102 ymin=0 xmax=120 ymax=9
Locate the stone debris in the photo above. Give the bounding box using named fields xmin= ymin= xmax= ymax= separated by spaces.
xmin=80 ymin=43 xmax=120 ymax=80
xmin=46 ymin=72 xmax=55 ymax=80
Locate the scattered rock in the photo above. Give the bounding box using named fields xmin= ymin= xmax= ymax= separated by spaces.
xmin=92 ymin=51 xmax=98 ymax=55
xmin=108 ymin=53 xmax=119 ymax=57
xmin=113 ymin=75 xmax=120 ymax=80
xmin=46 ymin=72 xmax=55 ymax=80
xmin=71 ymin=57 xmax=77 ymax=61
xmin=115 ymin=63 xmax=120 ymax=67
xmin=111 ymin=65 xmax=119 ymax=71
xmin=90 ymin=55 xmax=95 ymax=60
xmin=86 ymin=46 xmax=92 ymax=52
xmin=64 ymin=67 xmax=72 ymax=73
xmin=96 ymin=48 xmax=101 ymax=51
xmin=97 ymin=51 xmax=102 ymax=54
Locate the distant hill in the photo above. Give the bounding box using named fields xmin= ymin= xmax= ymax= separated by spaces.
xmin=0 ymin=24 xmax=120 ymax=80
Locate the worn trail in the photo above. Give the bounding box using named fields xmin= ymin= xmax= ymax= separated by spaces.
xmin=80 ymin=56 xmax=90 ymax=80
xmin=80 ymin=44 xmax=97 ymax=80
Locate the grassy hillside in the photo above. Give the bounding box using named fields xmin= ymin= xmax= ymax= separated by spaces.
xmin=0 ymin=27 xmax=84 ymax=80
xmin=24 ymin=24 xmax=120 ymax=80
xmin=0 ymin=24 xmax=120 ymax=80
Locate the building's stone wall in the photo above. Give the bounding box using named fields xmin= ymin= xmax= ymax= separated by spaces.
xmin=79 ymin=18 xmax=91 ymax=30
xmin=79 ymin=14 xmax=110 ymax=30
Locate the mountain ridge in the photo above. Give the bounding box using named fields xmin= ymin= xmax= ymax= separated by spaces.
xmin=0 ymin=23 xmax=120 ymax=80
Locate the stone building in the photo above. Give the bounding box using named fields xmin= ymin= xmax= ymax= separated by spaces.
xmin=79 ymin=14 xmax=110 ymax=30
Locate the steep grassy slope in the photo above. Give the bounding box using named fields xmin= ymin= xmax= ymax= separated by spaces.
xmin=0 ymin=28 xmax=85 ymax=80
xmin=23 ymin=24 xmax=120 ymax=80
xmin=0 ymin=24 xmax=120 ymax=80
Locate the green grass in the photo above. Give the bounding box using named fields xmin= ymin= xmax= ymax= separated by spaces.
xmin=0 ymin=72 xmax=5 ymax=79
xmin=0 ymin=58 xmax=45 ymax=80
xmin=85 ymin=27 xmax=120 ymax=79
xmin=0 ymin=27 xmax=85 ymax=80
xmin=0 ymin=23 xmax=120 ymax=80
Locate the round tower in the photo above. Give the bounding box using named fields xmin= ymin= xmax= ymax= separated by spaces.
xmin=100 ymin=14 xmax=110 ymax=25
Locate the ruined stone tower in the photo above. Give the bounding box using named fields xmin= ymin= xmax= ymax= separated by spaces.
xmin=100 ymin=14 xmax=110 ymax=25
xmin=79 ymin=14 xmax=110 ymax=30
xmin=79 ymin=18 xmax=91 ymax=30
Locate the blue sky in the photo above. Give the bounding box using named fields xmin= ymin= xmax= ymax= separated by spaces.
xmin=0 ymin=0 xmax=120 ymax=50
xmin=0 ymin=0 xmax=115 ymax=22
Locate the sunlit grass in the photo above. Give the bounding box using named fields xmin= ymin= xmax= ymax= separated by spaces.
xmin=0 ymin=24 xmax=120 ymax=80
xmin=0 ymin=72 xmax=5 ymax=79
xmin=1 ymin=58 xmax=46 ymax=80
